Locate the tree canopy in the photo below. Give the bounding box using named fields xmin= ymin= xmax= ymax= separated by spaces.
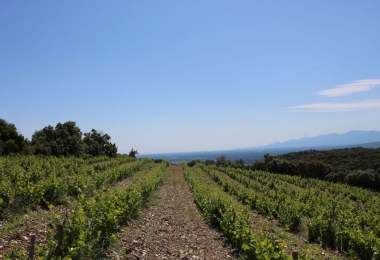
xmin=0 ymin=118 xmax=126 ymax=158
xmin=0 ymin=119 xmax=26 ymax=155
xmin=216 ymin=154 xmax=229 ymax=167
xmin=128 ymin=148 xmax=138 ymax=158
xmin=83 ymin=129 xmax=117 ymax=157
xmin=251 ymin=148 xmax=380 ymax=191
xmin=32 ymin=121 xmax=85 ymax=157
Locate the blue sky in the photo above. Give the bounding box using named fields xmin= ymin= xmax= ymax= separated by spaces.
xmin=1 ymin=1 xmax=380 ymax=154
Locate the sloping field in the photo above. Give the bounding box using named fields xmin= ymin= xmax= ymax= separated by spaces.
xmin=1 ymin=156 xmax=379 ymax=259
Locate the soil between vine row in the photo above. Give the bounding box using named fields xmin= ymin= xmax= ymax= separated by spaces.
xmin=108 ymin=165 xmax=238 ymax=259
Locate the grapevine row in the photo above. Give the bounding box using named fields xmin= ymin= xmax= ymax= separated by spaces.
xmin=4 ymin=160 xmax=169 ymax=259
xmin=0 ymin=156 xmax=150 ymax=219
xmin=210 ymin=165 xmax=380 ymax=259
xmin=181 ymin=162 xmax=289 ymax=260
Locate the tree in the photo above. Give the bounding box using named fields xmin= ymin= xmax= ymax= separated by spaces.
xmin=31 ymin=121 xmax=85 ymax=157
xmin=54 ymin=121 xmax=84 ymax=157
xmin=187 ymin=159 xmax=201 ymax=167
xmin=296 ymin=160 xmax=331 ymax=179
xmin=0 ymin=119 xmax=26 ymax=155
xmin=344 ymin=169 xmax=380 ymax=191
xmin=83 ymin=129 xmax=118 ymax=157
xmin=31 ymin=125 xmax=55 ymax=156
xmin=216 ymin=154 xmax=229 ymax=168
xmin=204 ymin=160 xmax=216 ymax=166
xmin=104 ymin=142 xmax=118 ymax=157
xmin=128 ymin=148 xmax=138 ymax=158
xmin=264 ymin=153 xmax=273 ymax=164
xmin=233 ymin=158 xmax=245 ymax=169
xmin=252 ymin=160 xmax=266 ymax=171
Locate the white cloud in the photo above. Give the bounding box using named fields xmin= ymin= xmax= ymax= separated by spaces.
xmin=316 ymin=79 xmax=380 ymax=97
xmin=283 ymin=99 xmax=380 ymax=112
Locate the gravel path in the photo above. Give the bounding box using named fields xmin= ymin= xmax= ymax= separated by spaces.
xmin=109 ymin=165 xmax=238 ymax=260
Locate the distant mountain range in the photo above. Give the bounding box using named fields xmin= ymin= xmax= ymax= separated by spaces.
xmin=245 ymin=130 xmax=380 ymax=150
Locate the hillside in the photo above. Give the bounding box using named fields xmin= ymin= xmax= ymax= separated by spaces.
xmin=247 ymin=146 xmax=380 ymax=191
xmin=276 ymin=147 xmax=380 ymax=173
xmin=1 ymin=156 xmax=353 ymax=259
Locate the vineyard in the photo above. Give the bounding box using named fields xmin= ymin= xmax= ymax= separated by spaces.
xmin=0 ymin=156 xmax=380 ymax=259
xmin=0 ymin=156 xmax=168 ymax=259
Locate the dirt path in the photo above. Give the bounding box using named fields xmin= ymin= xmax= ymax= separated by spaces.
xmin=109 ymin=165 xmax=238 ymax=259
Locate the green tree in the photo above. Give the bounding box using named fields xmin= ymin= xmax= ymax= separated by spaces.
xmin=216 ymin=154 xmax=229 ymax=167
xmin=252 ymin=160 xmax=266 ymax=171
xmin=296 ymin=160 xmax=331 ymax=179
xmin=204 ymin=159 xmax=216 ymax=166
xmin=31 ymin=121 xmax=85 ymax=157
xmin=0 ymin=119 xmax=26 ymax=155
xmin=83 ymin=129 xmax=118 ymax=157
xmin=54 ymin=121 xmax=84 ymax=157
xmin=187 ymin=159 xmax=201 ymax=167
xmin=233 ymin=158 xmax=245 ymax=169
xmin=128 ymin=148 xmax=138 ymax=158
xmin=264 ymin=153 xmax=273 ymax=164
xmin=344 ymin=169 xmax=380 ymax=190
xmin=31 ymin=125 xmax=55 ymax=156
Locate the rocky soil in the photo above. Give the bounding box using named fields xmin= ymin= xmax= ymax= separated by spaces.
xmin=108 ymin=165 xmax=239 ymax=259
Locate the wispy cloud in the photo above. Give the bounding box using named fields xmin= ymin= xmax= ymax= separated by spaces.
xmin=283 ymin=99 xmax=380 ymax=112
xmin=316 ymin=79 xmax=380 ymax=97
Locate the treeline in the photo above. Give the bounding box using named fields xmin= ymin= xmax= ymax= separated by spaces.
xmin=187 ymin=155 xmax=245 ymax=169
xmin=187 ymin=147 xmax=380 ymax=191
xmin=266 ymin=148 xmax=380 ymax=191
xmin=277 ymin=147 xmax=380 ymax=172
xmin=0 ymin=118 xmax=128 ymax=158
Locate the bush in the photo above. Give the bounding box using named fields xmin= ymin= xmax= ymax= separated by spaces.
xmin=344 ymin=169 xmax=380 ymax=190
xmin=187 ymin=159 xmax=201 ymax=167
xmin=297 ymin=160 xmax=331 ymax=179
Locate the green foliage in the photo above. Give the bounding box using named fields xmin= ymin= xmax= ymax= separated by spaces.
xmin=45 ymin=160 xmax=168 ymax=259
xmin=296 ymin=160 xmax=331 ymax=179
xmin=0 ymin=155 xmax=151 ymax=219
xmin=0 ymin=118 xmax=26 ymax=155
xmin=204 ymin=159 xmax=215 ymax=166
xmin=181 ymin=162 xmax=289 ymax=259
xmin=278 ymin=147 xmax=380 ymax=175
xmin=254 ymin=148 xmax=380 ymax=191
xmin=187 ymin=159 xmax=201 ymax=167
xmin=216 ymin=154 xmax=230 ymax=167
xmin=231 ymin=158 xmax=245 ymax=169
xmin=3 ymin=245 xmax=26 ymax=259
xmin=32 ymin=121 xmax=85 ymax=157
xmin=344 ymin=169 xmax=380 ymax=190
xmin=0 ymin=119 xmax=122 ymax=158
xmin=202 ymin=164 xmax=380 ymax=259
xmin=83 ymin=129 xmax=118 ymax=157
xmin=128 ymin=148 xmax=138 ymax=158
xmin=3 ymin=156 xmax=165 ymax=258
xmin=201 ymin=164 xmax=302 ymax=232
xmin=266 ymin=158 xmax=298 ymax=176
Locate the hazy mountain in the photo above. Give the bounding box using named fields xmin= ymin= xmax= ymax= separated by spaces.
xmin=247 ymin=130 xmax=380 ymax=149
xmin=357 ymin=141 xmax=380 ymax=149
